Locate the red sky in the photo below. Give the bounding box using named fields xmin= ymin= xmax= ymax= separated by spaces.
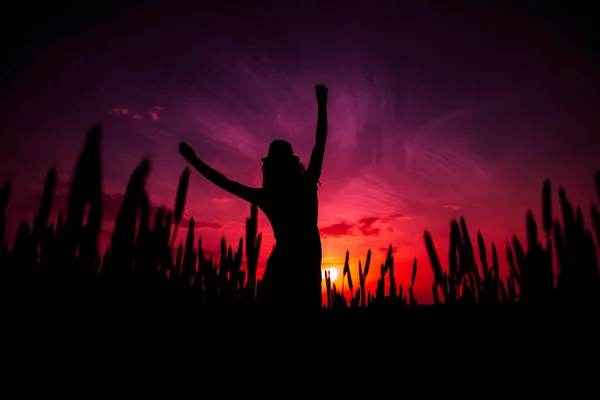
xmin=1 ymin=1 xmax=600 ymax=303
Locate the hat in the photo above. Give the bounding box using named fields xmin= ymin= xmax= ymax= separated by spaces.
xmin=261 ymin=140 xmax=300 ymax=163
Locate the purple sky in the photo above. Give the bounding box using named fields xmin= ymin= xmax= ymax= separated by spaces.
xmin=2 ymin=1 xmax=599 ymax=301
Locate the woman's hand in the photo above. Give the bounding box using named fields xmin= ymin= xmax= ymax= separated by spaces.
xmin=316 ymin=84 xmax=328 ymax=106
xmin=179 ymin=142 xmax=197 ymax=161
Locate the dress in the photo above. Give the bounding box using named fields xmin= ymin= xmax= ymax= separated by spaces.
xmin=256 ymin=177 xmax=322 ymax=308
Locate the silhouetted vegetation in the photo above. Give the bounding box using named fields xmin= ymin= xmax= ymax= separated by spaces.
xmin=1 ymin=125 xmax=599 ymax=313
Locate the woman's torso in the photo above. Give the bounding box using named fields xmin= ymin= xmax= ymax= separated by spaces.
xmin=257 ymin=178 xmax=321 ymax=253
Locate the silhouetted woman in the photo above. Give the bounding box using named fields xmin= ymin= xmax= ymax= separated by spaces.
xmin=179 ymin=84 xmax=328 ymax=308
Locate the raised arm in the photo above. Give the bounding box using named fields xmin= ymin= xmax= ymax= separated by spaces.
xmin=306 ymin=84 xmax=328 ymax=183
xmin=179 ymin=142 xmax=260 ymax=204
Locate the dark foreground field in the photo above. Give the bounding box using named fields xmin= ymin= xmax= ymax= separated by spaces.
xmin=3 ymin=295 xmax=597 ymax=335
xmin=1 ymin=296 xmax=598 ymax=395
xmin=3 ymin=126 xmax=600 ymax=368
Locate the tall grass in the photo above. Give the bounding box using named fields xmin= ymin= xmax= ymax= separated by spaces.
xmin=0 ymin=125 xmax=599 ymax=310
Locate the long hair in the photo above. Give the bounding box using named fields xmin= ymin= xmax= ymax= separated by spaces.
xmin=262 ymin=159 xmax=309 ymax=189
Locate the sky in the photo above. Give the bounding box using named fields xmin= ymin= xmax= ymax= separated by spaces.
xmin=1 ymin=0 xmax=600 ymax=302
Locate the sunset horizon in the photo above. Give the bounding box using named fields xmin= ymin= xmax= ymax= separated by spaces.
xmin=2 ymin=0 xmax=600 ymax=306
xmin=2 ymin=123 xmax=599 ymax=304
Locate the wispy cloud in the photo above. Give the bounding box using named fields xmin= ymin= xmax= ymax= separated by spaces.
xmin=111 ymin=106 xmax=164 ymax=122
xmin=444 ymin=205 xmax=461 ymax=210
xmin=111 ymin=107 xmax=129 ymax=116
xmin=377 ymin=246 xmax=398 ymax=254
xmin=179 ymin=215 xmax=223 ymax=230
xmin=357 ymin=217 xmax=380 ymax=236
xmin=320 ymin=221 xmax=354 ymax=238
xmin=320 ymin=213 xmax=402 ymax=238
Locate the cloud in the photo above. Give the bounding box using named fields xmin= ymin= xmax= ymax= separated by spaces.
xmin=386 ymin=214 xmax=404 ymax=220
xmin=320 ymin=221 xmax=354 ymax=238
xmin=211 ymin=197 xmax=234 ymax=203
xmin=111 ymin=106 xmax=163 ymax=121
xmin=377 ymin=246 xmax=398 ymax=255
xmin=53 ymin=176 xmax=71 ymax=197
xmin=179 ymin=215 xmax=223 ymax=230
xmin=357 ymin=217 xmax=380 ymax=236
xmin=196 ymin=221 xmax=223 ymax=229
xmin=149 ymin=105 xmax=165 ymax=120
xmin=444 ymin=205 xmax=461 ymax=210
xmin=320 ymin=213 xmax=402 ymax=238
xmin=111 ymin=107 xmax=129 ymax=116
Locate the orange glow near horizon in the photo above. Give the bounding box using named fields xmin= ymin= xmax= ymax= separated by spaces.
xmin=322 ymin=267 xmax=340 ymax=282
